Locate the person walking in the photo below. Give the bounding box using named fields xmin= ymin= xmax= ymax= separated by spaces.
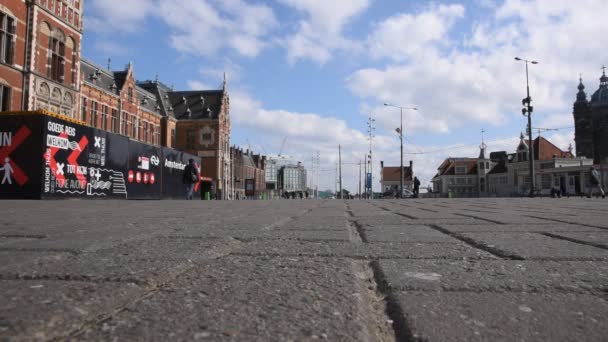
xmin=588 ymin=166 xmax=605 ymax=198
xmin=413 ymin=176 xmax=421 ymax=198
xmin=182 ymin=159 xmax=199 ymax=200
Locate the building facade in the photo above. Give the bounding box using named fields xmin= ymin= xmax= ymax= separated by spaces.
xmin=432 ymin=135 xmax=597 ymax=198
xmin=1 ymin=0 xmax=83 ymax=115
xmin=573 ymin=71 xmax=608 ymax=164
xmin=379 ymin=161 xmax=413 ymax=195
xmin=277 ymin=162 xmax=307 ymax=198
xmin=1 ymin=0 xmax=235 ymax=199
xmin=230 ymin=147 xmax=266 ymax=199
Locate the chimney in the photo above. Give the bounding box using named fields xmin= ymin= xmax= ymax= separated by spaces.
xmin=380 ymin=161 xmax=384 ymax=169
xmin=409 ymin=160 xmax=413 ymax=178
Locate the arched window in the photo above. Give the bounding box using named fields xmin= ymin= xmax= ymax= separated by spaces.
xmin=49 ymin=30 xmax=66 ymax=82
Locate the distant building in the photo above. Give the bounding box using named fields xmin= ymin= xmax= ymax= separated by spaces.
xmin=432 ymin=158 xmax=479 ymax=197
xmin=278 ymin=162 xmax=307 ymax=198
xmin=380 ymin=160 xmax=413 ymax=195
xmin=265 ymin=155 xmax=308 ymax=198
xmin=138 ymin=79 xmax=232 ymax=200
xmin=573 ymin=70 xmax=608 ymax=164
xmin=231 ymin=147 xmax=266 ymax=199
xmin=431 ymin=134 xmax=594 ymax=197
xmin=265 ymin=155 xmax=292 ymax=190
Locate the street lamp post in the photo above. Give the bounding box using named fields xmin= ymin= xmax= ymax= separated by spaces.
xmin=515 ymin=57 xmax=539 ymax=197
xmin=384 ymin=103 xmax=417 ymax=198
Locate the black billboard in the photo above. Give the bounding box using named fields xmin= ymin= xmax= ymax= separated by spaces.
xmin=161 ymin=147 xmax=202 ymax=199
xmin=125 ymin=141 xmax=162 ymax=199
xmin=41 ymin=117 xmax=130 ymax=199
xmin=0 ymin=114 xmax=45 ymax=199
xmin=1 ymin=112 xmax=207 ymax=200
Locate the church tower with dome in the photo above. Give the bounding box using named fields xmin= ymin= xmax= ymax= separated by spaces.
xmin=573 ymin=67 xmax=608 ymax=164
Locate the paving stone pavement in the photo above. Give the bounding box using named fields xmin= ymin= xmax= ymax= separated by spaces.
xmin=1 ymin=198 xmax=607 ymax=341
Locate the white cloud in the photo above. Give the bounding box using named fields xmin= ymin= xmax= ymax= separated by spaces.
xmin=278 ymin=0 xmax=370 ymax=64
xmin=86 ymin=0 xmax=278 ymax=58
xmin=367 ymin=4 xmax=465 ymax=62
xmin=347 ymin=0 xmax=607 ymax=139
xmin=85 ymin=0 xmax=154 ymax=33
xmin=159 ymin=0 xmax=278 ymax=58
xmin=227 ymin=88 xmax=524 ymax=192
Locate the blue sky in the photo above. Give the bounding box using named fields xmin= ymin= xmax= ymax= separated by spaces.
xmin=82 ymin=0 xmax=608 ymax=192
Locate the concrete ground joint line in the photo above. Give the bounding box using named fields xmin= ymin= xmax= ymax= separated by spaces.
xmin=540 ymin=232 xmax=608 ymax=250
xmin=368 ymin=260 xmax=422 ymax=342
xmin=350 ymin=259 xmax=398 ymax=342
xmin=525 ymin=215 xmax=608 ymax=231
xmin=426 ymin=224 xmax=526 ymax=260
xmin=453 ymin=213 xmax=505 ymax=224
xmin=55 ymin=262 xmax=200 ymax=342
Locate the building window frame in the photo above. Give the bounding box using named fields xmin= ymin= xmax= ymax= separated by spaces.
xmin=0 ymin=83 xmax=10 ymax=111
xmin=80 ymin=97 xmax=86 ymax=121
xmin=101 ymin=104 xmax=108 ymax=130
xmin=49 ymin=34 xmax=66 ymax=83
xmin=110 ymin=108 xmax=118 ymax=133
xmin=0 ymin=12 xmax=16 ymax=65
xmin=90 ymin=101 xmax=97 ymax=127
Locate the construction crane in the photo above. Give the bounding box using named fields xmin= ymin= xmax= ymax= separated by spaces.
xmin=278 ymin=136 xmax=287 ymax=157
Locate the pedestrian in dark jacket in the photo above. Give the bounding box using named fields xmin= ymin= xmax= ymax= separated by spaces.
xmin=182 ymin=159 xmax=199 ymax=200
xmin=588 ymin=166 xmax=605 ymax=198
xmin=413 ymin=177 xmax=421 ymax=198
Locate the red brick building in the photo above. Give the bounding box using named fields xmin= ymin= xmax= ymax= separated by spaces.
xmin=1 ymin=0 xmax=238 ymax=199
xmin=231 ymin=146 xmax=266 ymax=199
xmin=79 ymin=59 xmax=162 ymax=145
xmin=1 ymin=0 xmax=82 ymax=114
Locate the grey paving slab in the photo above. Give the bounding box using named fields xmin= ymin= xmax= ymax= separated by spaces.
xmin=525 ymin=214 xmax=608 ymax=229
xmin=377 ymin=259 xmax=608 ymax=292
xmin=437 ymin=223 xmax=605 ymax=233
xmin=0 ymin=280 xmax=144 ymax=341
xmin=72 ymin=257 xmax=377 ymax=342
xmin=361 ymin=225 xmax=462 ymax=243
xmin=0 ymin=252 xmax=195 ymax=286
xmin=455 ymin=214 xmax=556 ymax=224
xmin=393 ymin=292 xmax=608 ymax=342
xmin=1 ymin=198 xmax=607 ymax=341
xmin=0 ymin=250 xmax=73 ymax=272
xmin=233 ymin=240 xmax=497 ymax=259
xmin=100 ymin=236 xmax=239 ymax=262
xmin=174 ymin=229 xmax=352 ymax=242
xmin=544 ymin=231 xmax=608 ymax=249
xmin=459 ymin=232 xmax=608 ymax=260
xmin=354 ymin=216 xmax=419 ymax=226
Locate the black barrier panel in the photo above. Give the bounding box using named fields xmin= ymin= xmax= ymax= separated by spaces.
xmin=161 ymin=147 xmax=202 ymax=199
xmin=85 ymin=127 xmax=129 ymax=199
xmin=126 ymin=141 xmax=162 ymax=199
xmin=41 ymin=117 xmax=131 ymax=199
xmin=0 ymin=115 xmax=45 ymax=199
xmin=103 ymin=131 xmax=129 ymax=198
xmin=42 ymin=116 xmax=97 ymax=198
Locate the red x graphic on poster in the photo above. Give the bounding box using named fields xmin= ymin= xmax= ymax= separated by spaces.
xmin=68 ymin=135 xmax=88 ymax=188
xmin=0 ymin=126 xmax=32 ymax=186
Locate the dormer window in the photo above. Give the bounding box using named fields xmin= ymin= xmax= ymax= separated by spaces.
xmin=455 ymin=166 xmax=466 ymax=174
